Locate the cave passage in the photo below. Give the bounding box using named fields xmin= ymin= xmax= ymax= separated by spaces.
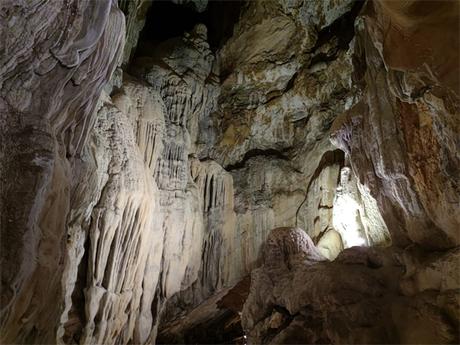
xmin=2 ymin=0 xmax=458 ymax=344
xmin=135 ymin=0 xmax=244 ymax=57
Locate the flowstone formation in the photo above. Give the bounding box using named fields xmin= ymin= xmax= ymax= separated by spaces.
xmin=1 ymin=1 xmax=125 ymax=343
xmin=0 ymin=0 xmax=458 ymax=344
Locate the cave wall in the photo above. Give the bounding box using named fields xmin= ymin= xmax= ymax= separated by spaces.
xmin=0 ymin=0 xmax=388 ymax=343
xmin=1 ymin=0 xmax=457 ymax=344
xmin=156 ymin=0 xmax=391 ymax=334
xmin=0 ymin=1 xmax=124 ymax=343
xmin=242 ymin=1 xmax=460 ymax=344
xmin=331 ymin=0 xmax=460 ymax=249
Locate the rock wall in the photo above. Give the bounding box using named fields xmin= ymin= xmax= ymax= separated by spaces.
xmin=331 ymin=0 xmax=459 ymax=249
xmin=2 ymin=0 xmax=457 ymax=344
xmin=1 ymin=1 xmax=124 ymax=343
xmin=157 ymin=0 xmax=391 ymax=334
xmin=0 ymin=0 xmax=370 ymax=343
xmin=242 ymin=1 xmax=460 ymax=344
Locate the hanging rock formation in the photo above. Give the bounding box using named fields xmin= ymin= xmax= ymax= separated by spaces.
xmin=0 ymin=0 xmax=458 ymax=344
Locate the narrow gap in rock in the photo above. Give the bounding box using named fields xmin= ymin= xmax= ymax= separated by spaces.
xmin=63 ymin=237 xmax=90 ymax=344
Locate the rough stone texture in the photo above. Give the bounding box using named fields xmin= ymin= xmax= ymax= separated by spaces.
xmin=1 ymin=0 xmax=458 ymax=344
xmin=104 ymin=26 xmax=235 ymax=342
xmin=332 ymin=166 xmax=390 ymax=249
xmin=68 ymin=91 xmax=162 ymax=345
xmin=242 ymin=1 xmax=460 ymax=344
xmin=0 ymin=1 xmax=124 ymax=343
xmin=171 ymin=0 xmax=208 ymax=13
xmin=0 ymin=0 xmax=389 ymax=342
xmin=242 ymin=227 xmax=460 ymax=344
xmin=118 ymin=0 xmax=153 ymax=65
xmin=331 ymin=0 xmax=460 ymax=249
xmin=208 ymin=0 xmax=357 ymax=268
xmin=157 ymin=0 xmax=390 ymax=333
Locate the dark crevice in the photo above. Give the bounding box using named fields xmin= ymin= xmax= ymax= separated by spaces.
xmin=224 ymin=148 xmax=290 ymax=171
xmin=62 ymin=234 xmax=90 ymax=344
xmin=318 ymin=204 xmax=334 ymax=210
xmin=311 ymin=0 xmax=365 ymax=51
xmin=308 ymin=0 xmax=365 ymax=67
xmin=262 ymin=306 xmax=296 ymax=344
xmin=273 ymin=305 xmax=293 ymax=317
xmin=262 ymin=71 xmax=299 ymax=105
xmin=134 ymin=0 xmax=244 ymax=58
xmin=284 ymin=71 xmax=298 ymax=93
xmin=314 ymin=226 xmax=332 ymax=245
xmin=158 ymin=309 xmax=242 ymax=344
xmin=309 ymin=51 xmax=339 ymax=68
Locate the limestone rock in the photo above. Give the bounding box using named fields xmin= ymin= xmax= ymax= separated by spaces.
xmin=332 ymin=166 xmax=390 ymax=248
xmin=118 ymin=0 xmax=153 ymax=65
xmin=241 ymin=1 xmax=460 ymax=344
xmin=0 ymin=1 xmax=124 ymax=343
xmin=330 ymin=0 xmax=460 ymax=249
xmin=2 ymin=0 xmax=458 ymax=344
xmin=242 ymin=227 xmax=460 ymax=344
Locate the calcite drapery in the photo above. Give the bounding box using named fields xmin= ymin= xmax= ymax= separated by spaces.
xmin=1 ymin=0 xmax=124 ymax=343
xmin=1 ymin=0 xmax=457 ymax=344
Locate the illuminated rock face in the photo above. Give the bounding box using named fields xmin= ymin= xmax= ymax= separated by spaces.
xmin=241 ymin=1 xmax=460 ymax=344
xmin=1 ymin=0 xmax=458 ymax=344
xmin=332 ymin=166 xmax=389 ymax=249
xmin=331 ymin=1 xmax=460 ymax=249
xmin=243 ymin=228 xmax=460 ymax=344
xmin=0 ymin=1 xmax=125 ymax=343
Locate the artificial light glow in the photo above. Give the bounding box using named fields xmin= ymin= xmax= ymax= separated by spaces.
xmin=332 ymin=167 xmax=369 ymax=248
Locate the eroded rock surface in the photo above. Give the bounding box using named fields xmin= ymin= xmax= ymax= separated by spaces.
xmin=242 ymin=1 xmax=460 ymax=344
xmin=1 ymin=1 xmax=124 ymax=343
xmin=1 ymin=0 xmax=458 ymax=344
xmin=331 ymin=0 xmax=460 ymax=249
xmin=242 ymin=227 xmax=459 ymax=344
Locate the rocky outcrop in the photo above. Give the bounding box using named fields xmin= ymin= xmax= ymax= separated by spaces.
xmin=1 ymin=0 xmax=457 ymax=344
xmin=331 ymin=0 xmax=460 ymax=249
xmin=243 ymin=227 xmax=459 ymax=344
xmin=242 ymin=1 xmax=460 ymax=344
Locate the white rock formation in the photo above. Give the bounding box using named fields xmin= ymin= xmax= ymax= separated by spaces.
xmin=1 ymin=0 xmax=457 ymax=344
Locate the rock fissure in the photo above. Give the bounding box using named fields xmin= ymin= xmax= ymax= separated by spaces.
xmin=224 ymin=148 xmax=291 ymax=171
